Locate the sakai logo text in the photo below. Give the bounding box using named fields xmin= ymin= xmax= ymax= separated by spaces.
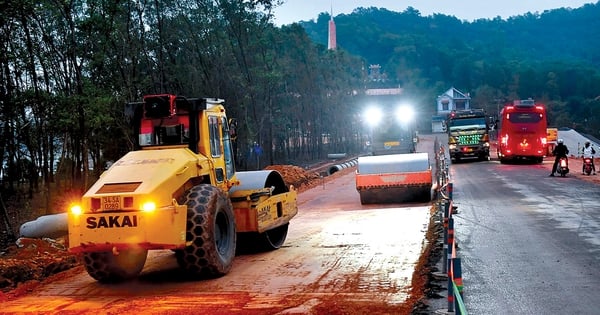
xmin=257 ymin=205 xmax=270 ymax=222
xmin=86 ymin=215 xmax=138 ymax=229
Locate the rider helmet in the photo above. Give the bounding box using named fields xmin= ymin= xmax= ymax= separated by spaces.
xmin=558 ymin=139 xmax=564 ymax=144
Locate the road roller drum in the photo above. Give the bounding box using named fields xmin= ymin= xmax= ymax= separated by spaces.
xmin=356 ymin=153 xmax=432 ymax=204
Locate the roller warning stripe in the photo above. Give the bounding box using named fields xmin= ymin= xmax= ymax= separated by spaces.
xmin=356 ymin=184 xmax=431 ymax=190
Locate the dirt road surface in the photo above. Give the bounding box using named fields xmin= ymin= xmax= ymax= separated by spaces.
xmin=0 ymin=151 xmax=435 ymax=314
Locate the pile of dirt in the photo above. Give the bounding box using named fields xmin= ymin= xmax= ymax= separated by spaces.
xmin=265 ymin=164 xmax=321 ymax=191
xmin=0 ymin=237 xmax=79 ymax=293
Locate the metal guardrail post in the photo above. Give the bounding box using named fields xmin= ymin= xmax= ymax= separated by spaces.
xmin=446 ymin=217 xmax=456 ymax=313
xmin=442 ymin=201 xmax=451 ymax=274
xmin=453 ymin=257 xmax=464 ymax=313
xmin=447 ymin=263 xmax=455 ymax=312
xmin=445 ymin=217 xmax=454 ymax=276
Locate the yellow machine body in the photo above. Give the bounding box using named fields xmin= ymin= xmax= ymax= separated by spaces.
xmin=68 ymin=95 xmax=297 ymax=256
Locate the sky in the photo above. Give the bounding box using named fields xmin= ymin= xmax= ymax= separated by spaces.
xmin=272 ymin=0 xmax=597 ymax=25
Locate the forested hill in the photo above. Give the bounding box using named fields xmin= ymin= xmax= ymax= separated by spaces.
xmin=300 ymin=3 xmax=600 ymax=69
xmin=296 ymin=2 xmax=600 ymax=136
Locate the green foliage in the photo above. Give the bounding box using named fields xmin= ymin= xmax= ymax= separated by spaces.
xmin=1 ymin=0 xmax=600 ymax=212
xmin=0 ymin=0 xmax=362 ymax=202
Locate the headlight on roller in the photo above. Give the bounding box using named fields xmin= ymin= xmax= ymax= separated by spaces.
xmin=70 ymin=204 xmax=83 ymax=216
xmin=142 ymin=201 xmax=156 ymax=212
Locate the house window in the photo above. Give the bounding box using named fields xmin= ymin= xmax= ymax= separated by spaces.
xmin=441 ymin=99 xmax=450 ymax=111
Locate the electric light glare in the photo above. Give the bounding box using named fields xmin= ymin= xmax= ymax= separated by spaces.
xmin=70 ymin=205 xmax=83 ymax=215
xmin=142 ymin=201 xmax=156 ymax=212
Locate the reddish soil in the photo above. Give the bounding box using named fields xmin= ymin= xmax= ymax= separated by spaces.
xmin=0 ymin=164 xmax=354 ymax=295
xmin=0 ymin=162 xmax=433 ymax=314
xmin=0 ymin=238 xmax=79 ymax=297
xmin=2 ymin=154 xmax=596 ymax=313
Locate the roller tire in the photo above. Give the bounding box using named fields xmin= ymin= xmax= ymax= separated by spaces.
xmin=83 ymin=248 xmax=148 ymax=283
xmin=176 ymin=184 xmax=236 ymax=278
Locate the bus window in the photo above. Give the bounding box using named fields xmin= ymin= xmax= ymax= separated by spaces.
xmin=508 ymin=113 xmax=543 ymax=124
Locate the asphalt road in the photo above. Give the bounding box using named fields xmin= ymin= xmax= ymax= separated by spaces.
xmin=449 ymin=156 xmax=600 ymax=314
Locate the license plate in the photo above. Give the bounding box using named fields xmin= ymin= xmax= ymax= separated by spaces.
xmin=102 ymin=196 xmax=120 ymax=210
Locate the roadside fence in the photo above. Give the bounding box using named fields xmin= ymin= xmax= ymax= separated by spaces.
xmin=433 ymin=139 xmax=468 ymax=315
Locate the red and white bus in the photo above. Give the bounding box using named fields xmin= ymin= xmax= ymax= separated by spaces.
xmin=497 ymin=99 xmax=547 ymax=163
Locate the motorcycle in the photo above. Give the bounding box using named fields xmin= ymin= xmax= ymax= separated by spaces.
xmin=583 ymin=157 xmax=594 ymax=175
xmin=557 ymin=156 xmax=569 ymax=177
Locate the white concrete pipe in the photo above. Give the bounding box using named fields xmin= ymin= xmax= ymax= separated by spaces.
xmin=328 ymin=159 xmax=358 ymax=175
xmin=19 ymin=212 xmax=68 ymax=239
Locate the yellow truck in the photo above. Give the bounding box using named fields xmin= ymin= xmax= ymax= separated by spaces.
xmin=547 ymin=128 xmax=558 ymax=156
xmin=68 ymin=94 xmax=297 ymax=282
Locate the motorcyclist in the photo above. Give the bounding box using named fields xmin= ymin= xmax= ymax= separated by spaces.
xmin=581 ymin=140 xmax=596 ymax=175
xmin=550 ymin=139 xmax=569 ymax=177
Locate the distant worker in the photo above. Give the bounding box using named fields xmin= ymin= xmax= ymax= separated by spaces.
xmin=581 ymin=141 xmax=596 ymax=175
xmin=550 ymin=139 xmax=569 ymax=177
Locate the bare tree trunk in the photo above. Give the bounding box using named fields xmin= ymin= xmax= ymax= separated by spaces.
xmin=0 ymin=194 xmax=16 ymax=247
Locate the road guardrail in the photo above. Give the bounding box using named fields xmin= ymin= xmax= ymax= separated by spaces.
xmin=433 ymin=140 xmax=468 ymax=315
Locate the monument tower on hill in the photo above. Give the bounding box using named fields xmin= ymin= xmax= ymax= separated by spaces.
xmin=327 ymin=4 xmax=336 ymax=50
